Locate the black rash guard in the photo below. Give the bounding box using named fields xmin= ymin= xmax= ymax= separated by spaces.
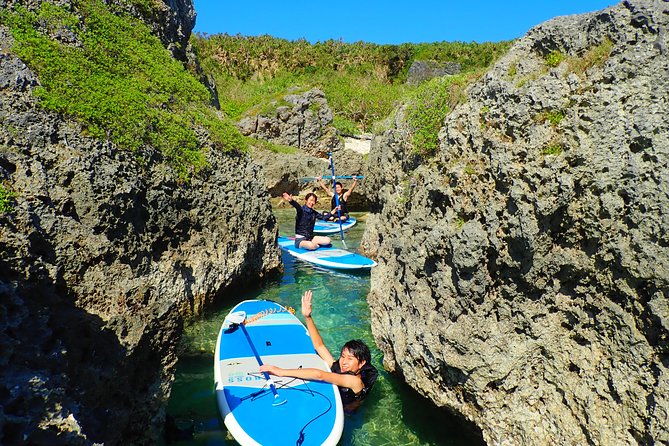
xmin=330 ymin=361 xmax=378 ymax=410
xmin=289 ymin=199 xmax=329 ymax=239
xmin=330 ymin=194 xmax=349 ymax=216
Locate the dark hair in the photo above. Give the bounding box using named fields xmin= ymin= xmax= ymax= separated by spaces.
xmin=335 ymin=182 xmax=343 ymax=188
xmin=305 ymin=192 xmax=318 ymax=202
xmin=342 ymin=339 xmax=371 ymax=364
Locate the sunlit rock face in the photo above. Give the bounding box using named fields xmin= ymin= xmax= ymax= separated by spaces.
xmin=362 ymin=0 xmax=669 ymax=444
xmin=0 ymin=2 xmax=281 ymax=444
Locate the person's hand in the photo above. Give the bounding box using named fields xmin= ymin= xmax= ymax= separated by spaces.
xmin=301 ymin=290 xmax=313 ymax=318
xmin=282 ymin=192 xmax=292 ymax=201
xmin=260 ymin=364 xmax=282 ymax=376
xmin=316 ymin=176 xmax=323 ymax=182
xmin=352 ymin=175 xmax=358 ymax=180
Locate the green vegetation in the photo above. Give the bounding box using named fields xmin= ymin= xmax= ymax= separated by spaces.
xmin=545 ymin=50 xmax=566 ymax=68
xmin=248 ymin=138 xmax=298 ymax=154
xmin=537 ymin=109 xmax=566 ymax=126
xmin=1 ymin=0 xmax=513 ymax=169
xmin=192 ymin=34 xmax=512 ymax=136
xmin=479 ymin=105 xmax=491 ymax=129
xmin=541 ymin=144 xmax=563 ymax=156
xmin=406 ymin=74 xmax=475 ymax=155
xmin=567 ymin=38 xmax=614 ymax=75
xmin=0 ymin=184 xmax=16 ymax=214
xmin=2 ymin=0 xmax=245 ymax=180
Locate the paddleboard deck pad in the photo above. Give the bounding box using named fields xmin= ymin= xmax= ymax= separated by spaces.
xmin=215 ymin=300 xmax=344 ymax=446
xmin=313 ymin=216 xmax=357 ymax=235
xmin=278 ymin=236 xmax=377 ymax=270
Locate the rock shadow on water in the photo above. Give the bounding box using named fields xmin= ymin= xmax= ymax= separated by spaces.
xmin=342 ymin=370 xmax=485 ymax=446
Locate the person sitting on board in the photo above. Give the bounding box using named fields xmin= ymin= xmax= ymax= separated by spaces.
xmin=283 ymin=192 xmax=335 ymax=250
xmin=260 ymin=289 xmax=378 ymax=412
xmin=317 ymin=175 xmax=358 ymax=222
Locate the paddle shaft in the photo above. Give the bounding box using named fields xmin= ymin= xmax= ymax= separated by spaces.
xmin=238 ymin=322 xmax=281 ymax=399
xmin=328 ymin=152 xmax=346 ymax=244
xmin=299 ymin=175 xmax=363 ymax=182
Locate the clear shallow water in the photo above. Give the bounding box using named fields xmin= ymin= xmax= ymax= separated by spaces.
xmin=164 ymin=210 xmax=483 ymax=446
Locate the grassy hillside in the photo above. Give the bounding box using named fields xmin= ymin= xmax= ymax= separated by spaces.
xmin=1 ymin=0 xmax=512 ymax=170
xmin=1 ymin=0 xmax=245 ymax=180
xmin=192 ymin=34 xmax=512 ymax=152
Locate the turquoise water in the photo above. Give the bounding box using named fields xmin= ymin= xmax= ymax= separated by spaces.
xmin=164 ymin=210 xmax=483 ymax=446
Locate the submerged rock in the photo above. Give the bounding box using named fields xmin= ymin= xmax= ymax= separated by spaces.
xmin=362 ymin=0 xmax=669 ymax=444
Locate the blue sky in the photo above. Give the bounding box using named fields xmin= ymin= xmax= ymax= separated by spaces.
xmin=193 ymin=1 xmax=616 ymax=44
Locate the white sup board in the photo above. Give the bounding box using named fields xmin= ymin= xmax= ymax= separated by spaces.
xmin=278 ymin=236 xmax=377 ymax=270
xmin=214 ymin=300 xmax=344 ymax=446
xmin=313 ymin=216 xmax=357 ymax=235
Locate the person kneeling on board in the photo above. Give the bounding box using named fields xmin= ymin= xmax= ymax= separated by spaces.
xmin=283 ymin=192 xmax=337 ymax=250
xmin=260 ymin=290 xmax=378 ymax=412
xmin=316 ymin=175 xmax=358 ymax=222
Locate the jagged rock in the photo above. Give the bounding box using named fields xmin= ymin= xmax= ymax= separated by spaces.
xmin=362 ymin=1 xmax=669 ymax=445
xmin=238 ymin=88 xmax=335 ymax=155
xmin=0 ymin=8 xmax=280 ymax=446
xmin=406 ymin=60 xmax=462 ymax=85
xmin=240 ymin=89 xmax=368 ymax=206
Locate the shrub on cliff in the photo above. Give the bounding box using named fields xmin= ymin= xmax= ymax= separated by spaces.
xmin=0 ymin=183 xmax=16 ymax=214
xmin=191 ymin=34 xmax=511 ymax=135
xmin=1 ymin=0 xmax=245 ymax=180
xmin=406 ymin=73 xmax=476 ymax=155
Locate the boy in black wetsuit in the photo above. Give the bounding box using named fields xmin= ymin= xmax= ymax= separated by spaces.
xmin=260 ymin=290 xmax=378 ymax=412
xmin=317 ymin=175 xmax=358 ymax=222
xmin=282 ymin=192 xmax=333 ymax=250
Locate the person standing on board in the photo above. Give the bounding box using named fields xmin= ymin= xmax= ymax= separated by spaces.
xmin=260 ymin=289 xmax=378 ymax=412
xmin=317 ymin=175 xmax=358 ymax=222
xmin=282 ymin=192 xmax=334 ymax=250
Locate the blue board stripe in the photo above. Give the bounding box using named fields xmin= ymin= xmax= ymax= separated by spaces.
xmin=219 ymin=323 xmax=314 ymax=360
xmin=224 ymin=381 xmax=336 ymax=446
xmin=313 ymin=217 xmax=357 ymax=234
xmin=278 ymin=237 xmax=375 ymax=267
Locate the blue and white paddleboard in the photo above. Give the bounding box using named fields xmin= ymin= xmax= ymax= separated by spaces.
xmin=313 ymin=217 xmax=357 ymax=235
xmin=278 ymin=236 xmax=377 ymax=270
xmin=215 ymin=300 xmax=344 ymax=446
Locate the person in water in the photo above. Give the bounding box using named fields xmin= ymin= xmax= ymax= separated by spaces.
xmin=283 ymin=192 xmax=334 ymax=250
xmin=317 ymin=175 xmax=358 ymax=222
xmin=260 ymin=289 xmax=378 ymax=412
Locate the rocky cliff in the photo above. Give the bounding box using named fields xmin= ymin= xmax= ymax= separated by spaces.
xmin=0 ymin=1 xmax=280 ymax=445
xmin=239 ymin=88 xmax=369 ymax=207
xmin=361 ymin=0 xmax=669 ymax=444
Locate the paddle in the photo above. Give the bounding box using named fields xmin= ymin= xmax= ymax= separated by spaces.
xmin=327 ymin=152 xmax=348 ymax=248
xmin=299 ymin=175 xmax=364 ymax=182
xmin=225 ymin=311 xmax=287 ymax=406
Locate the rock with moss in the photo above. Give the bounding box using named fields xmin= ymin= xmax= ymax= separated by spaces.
xmin=362 ymin=1 xmax=669 ymax=444
xmin=238 ymin=88 xmax=334 ymax=154
xmin=406 ymin=60 xmax=461 ymax=85
xmin=0 ymin=3 xmax=280 ymax=446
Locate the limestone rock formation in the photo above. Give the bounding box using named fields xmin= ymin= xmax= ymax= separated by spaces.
xmin=238 ymin=88 xmax=336 ymax=155
xmin=406 ymin=60 xmax=462 ymax=85
xmin=239 ymin=88 xmax=367 ymax=205
xmin=0 ymin=4 xmax=280 ymax=446
xmin=362 ymin=0 xmax=669 ymax=444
